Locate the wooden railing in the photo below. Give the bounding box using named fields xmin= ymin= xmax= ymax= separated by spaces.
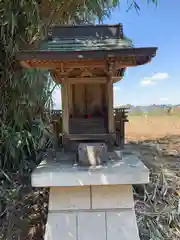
xmin=114 ymin=108 xmax=129 ymax=148
xmin=51 ymin=109 xmax=62 ymax=119
xmin=51 ymin=108 xmax=129 ymax=148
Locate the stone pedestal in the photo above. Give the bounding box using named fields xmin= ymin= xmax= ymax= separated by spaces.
xmin=31 ymin=151 xmax=149 ymax=240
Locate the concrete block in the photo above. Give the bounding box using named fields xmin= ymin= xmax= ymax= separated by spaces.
xmin=45 ymin=212 xmax=76 ymax=240
xmin=77 ymin=212 xmax=106 ymax=240
xmin=49 ymin=186 xmax=90 ymax=210
xmin=106 ymin=210 xmax=140 ymax=240
xmin=91 ymin=184 xmax=134 ymax=209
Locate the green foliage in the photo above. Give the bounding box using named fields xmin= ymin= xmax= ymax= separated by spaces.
xmin=0 ymin=0 xmax=57 ymax=175
xmin=0 ymin=2 xmax=55 ymax=237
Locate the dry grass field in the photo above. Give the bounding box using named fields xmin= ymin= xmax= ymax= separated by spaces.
xmin=124 ymin=116 xmax=180 ymax=239
xmin=125 ymin=115 xmax=180 ymax=168
xmin=126 ymin=116 xmax=180 ymax=141
xmin=125 ymin=115 xmax=180 ymax=172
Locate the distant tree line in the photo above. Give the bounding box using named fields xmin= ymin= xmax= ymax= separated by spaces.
xmin=119 ymin=105 xmax=180 ymax=116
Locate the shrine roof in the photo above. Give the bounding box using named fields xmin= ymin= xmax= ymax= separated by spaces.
xmin=40 ymin=24 xmax=132 ymax=51
xmin=16 ymin=24 xmax=157 ymax=65
xmin=40 ymin=38 xmax=133 ymax=52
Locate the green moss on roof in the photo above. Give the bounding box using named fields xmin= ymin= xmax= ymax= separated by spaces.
xmin=40 ymin=37 xmax=133 ymax=52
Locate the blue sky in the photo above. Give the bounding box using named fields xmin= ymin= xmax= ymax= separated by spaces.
xmin=53 ymin=0 xmax=180 ymax=108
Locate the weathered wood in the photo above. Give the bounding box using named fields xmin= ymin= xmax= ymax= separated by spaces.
xmin=18 ymin=47 xmax=157 ymax=62
xmin=71 ymin=83 xmax=106 ymax=118
xmin=80 ymin=68 xmax=93 ymax=77
xmin=107 ymin=79 xmax=114 ymax=133
xmin=69 ymin=118 xmax=107 ymax=134
xmin=61 ymin=80 xmax=69 ymax=134
xmin=69 ymin=84 xmax=73 ymax=116
xmin=114 ymin=108 xmax=129 ymax=148
xmin=72 ymin=84 xmax=86 ymax=117
xmin=67 ymin=133 xmax=115 ymax=140
xmin=20 ymin=53 xmax=152 ymax=71
xmin=67 ymin=77 xmax=108 ymax=84
xmin=52 ymin=74 xmax=122 ymax=84
xmin=21 ymin=61 xmax=31 ymax=68
xmin=51 ymin=108 xmax=129 ymax=149
xmin=22 ymin=59 xmax=106 ymax=69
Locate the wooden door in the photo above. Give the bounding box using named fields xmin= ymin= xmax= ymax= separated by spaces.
xmin=72 ymin=83 xmax=106 ymax=117
xmin=72 ymin=84 xmax=86 ymax=117
xmin=86 ymin=83 xmax=105 ymax=117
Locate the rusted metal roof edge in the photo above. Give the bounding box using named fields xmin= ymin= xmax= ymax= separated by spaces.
xmin=49 ymin=23 xmax=123 ymax=29
xmin=16 ymin=47 xmax=157 ymax=61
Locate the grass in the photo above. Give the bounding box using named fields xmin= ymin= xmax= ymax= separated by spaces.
xmin=126 ymin=116 xmax=180 ymax=239
xmin=1 ymin=115 xmax=180 ymax=239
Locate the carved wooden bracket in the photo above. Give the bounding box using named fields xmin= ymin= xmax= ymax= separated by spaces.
xmin=105 ymin=57 xmax=117 ymax=78
xmin=79 ymin=68 xmax=93 ymax=77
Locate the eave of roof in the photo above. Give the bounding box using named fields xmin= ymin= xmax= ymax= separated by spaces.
xmin=16 ymin=47 xmax=157 ymax=61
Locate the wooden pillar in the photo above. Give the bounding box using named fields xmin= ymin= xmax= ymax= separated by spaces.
xmin=107 ymin=78 xmax=114 ymax=133
xmin=68 ymin=84 xmax=72 ymax=116
xmin=61 ymin=79 xmax=69 ymax=134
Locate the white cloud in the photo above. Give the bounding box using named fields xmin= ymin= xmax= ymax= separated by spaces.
xmin=140 ymin=79 xmax=156 ymax=86
xmin=140 ymin=72 xmax=169 ymax=86
xmin=160 ymin=97 xmax=168 ymax=101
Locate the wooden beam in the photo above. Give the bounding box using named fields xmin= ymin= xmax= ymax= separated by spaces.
xmin=51 ymin=72 xmax=121 ymax=84
xmin=51 ymin=72 xmax=65 ymax=84
xmin=23 ymin=59 xmax=106 ymax=69
xmin=21 ymin=61 xmax=31 ymax=68
xmin=112 ymin=76 xmax=123 ymax=83
xmin=20 ymin=58 xmax=143 ymax=69
xmin=68 ymin=77 xmax=107 ymax=84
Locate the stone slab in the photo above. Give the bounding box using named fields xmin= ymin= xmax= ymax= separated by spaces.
xmin=49 ymin=186 xmax=90 ymax=210
xmin=77 ymin=212 xmax=106 ymax=240
xmin=31 ymin=151 xmax=149 ymax=187
xmin=106 ymin=210 xmax=140 ymax=240
xmin=78 ymin=142 xmax=108 ymax=166
xmin=45 ymin=212 xmax=76 ymax=240
xmin=44 ymin=210 xmax=140 ymax=240
xmin=91 ymin=185 xmax=134 ymax=209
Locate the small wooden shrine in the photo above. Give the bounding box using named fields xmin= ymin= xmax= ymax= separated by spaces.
xmin=16 ymin=24 xmax=157 ymax=240
xmin=16 ymin=24 xmax=157 ymax=152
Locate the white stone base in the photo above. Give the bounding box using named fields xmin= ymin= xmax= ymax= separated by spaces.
xmin=31 ymin=151 xmax=149 ymax=187
xmin=45 ymin=185 xmax=140 ymax=240
xmin=31 ymin=151 xmax=149 ymax=240
xmin=45 ymin=210 xmax=139 ymax=240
